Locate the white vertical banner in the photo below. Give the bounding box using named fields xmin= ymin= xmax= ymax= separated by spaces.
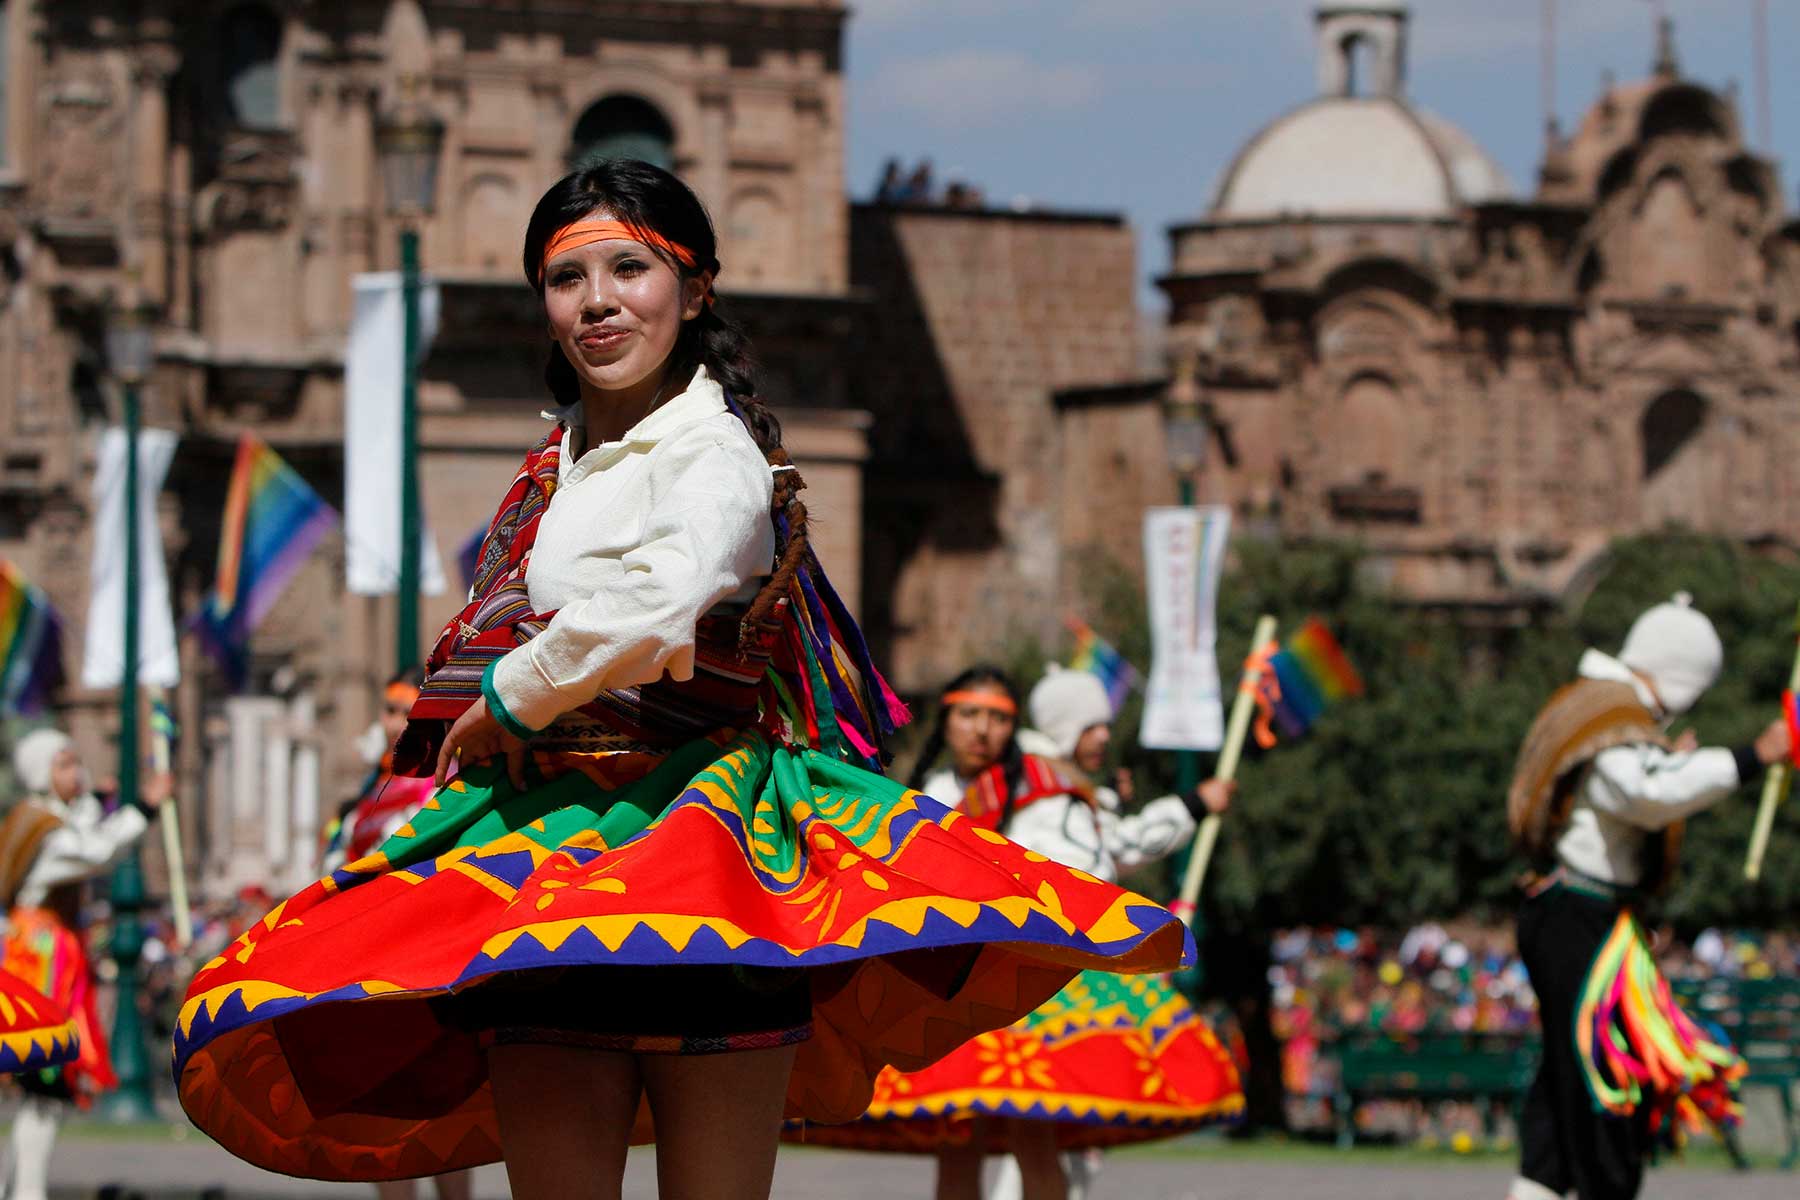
xmin=1139 ymin=505 xmax=1232 ymax=751
xmin=344 ymin=270 xmax=448 ymax=597
xmin=82 ymin=427 xmax=182 ymax=689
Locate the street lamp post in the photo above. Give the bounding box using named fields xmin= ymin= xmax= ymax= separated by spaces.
xmin=374 ymin=79 xmax=444 ymax=675
xmin=1163 ymin=357 xmax=1210 ymax=798
xmin=100 ymin=293 xmax=157 ymax=1123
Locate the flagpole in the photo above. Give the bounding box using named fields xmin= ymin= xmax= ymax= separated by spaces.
xmin=1171 ymin=614 xmax=1277 ymax=926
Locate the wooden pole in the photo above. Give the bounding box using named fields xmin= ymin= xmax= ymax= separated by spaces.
xmin=1170 ymin=614 xmax=1277 ymax=926
xmin=1744 ymin=602 xmax=1800 ymax=882
xmin=148 ymin=685 xmax=192 ymax=948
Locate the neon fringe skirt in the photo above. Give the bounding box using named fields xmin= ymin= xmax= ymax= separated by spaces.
xmin=1577 ymin=910 xmax=1744 ymax=1137
xmin=173 ymin=731 xmax=1192 ymax=1180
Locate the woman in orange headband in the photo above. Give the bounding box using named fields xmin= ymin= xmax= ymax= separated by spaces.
xmin=175 ymin=162 xmax=1194 ymax=1200
xmin=810 ymin=664 xmax=1243 ymax=1199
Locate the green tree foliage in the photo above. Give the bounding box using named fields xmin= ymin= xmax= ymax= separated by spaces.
xmin=1068 ymin=532 xmax=1800 ymax=935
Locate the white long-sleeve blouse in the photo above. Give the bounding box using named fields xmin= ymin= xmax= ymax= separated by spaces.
xmin=487 ymin=366 xmax=776 ymax=733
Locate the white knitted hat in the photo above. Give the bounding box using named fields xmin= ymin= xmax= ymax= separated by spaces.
xmin=1618 ymin=591 xmax=1722 ymax=716
xmin=1027 ymin=666 xmax=1114 ymax=758
xmin=10 ymin=728 xmax=72 ymax=797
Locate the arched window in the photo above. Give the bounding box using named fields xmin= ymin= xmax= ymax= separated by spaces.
xmin=220 ymin=4 xmax=282 ymax=129
xmin=1642 ymin=390 xmax=1706 ymax=479
xmin=1341 ymin=34 xmax=1373 ymax=97
xmin=567 ymin=95 xmax=674 ymax=172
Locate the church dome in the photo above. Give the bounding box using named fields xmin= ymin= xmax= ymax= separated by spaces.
xmin=1210 ymin=3 xmax=1511 ymax=221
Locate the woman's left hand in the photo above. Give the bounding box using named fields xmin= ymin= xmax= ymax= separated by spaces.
xmin=436 ymin=697 xmax=528 ymax=790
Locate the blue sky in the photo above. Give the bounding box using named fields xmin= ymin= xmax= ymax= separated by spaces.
xmin=842 ymin=0 xmax=1800 ymax=309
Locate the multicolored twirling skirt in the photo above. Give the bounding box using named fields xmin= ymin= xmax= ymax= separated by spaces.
xmin=3 ymin=907 xmax=108 ymax=1098
xmin=790 ymin=967 xmax=1244 ymax=1152
xmin=173 ymin=731 xmax=1192 ymax=1180
xmin=0 ymin=957 xmax=79 ymax=1076
xmin=1577 ymin=909 xmax=1744 ymax=1138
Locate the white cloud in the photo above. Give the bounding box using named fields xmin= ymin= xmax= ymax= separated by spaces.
xmin=865 ymin=49 xmax=1105 ymax=127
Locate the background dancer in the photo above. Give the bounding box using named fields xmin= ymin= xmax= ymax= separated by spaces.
xmin=1506 ymin=593 xmax=1789 ymax=1200
xmin=809 ymin=665 xmax=1243 ymax=1200
xmin=174 ymin=161 xmax=1192 ymax=1200
xmin=2 ymin=728 xmax=163 ymax=1200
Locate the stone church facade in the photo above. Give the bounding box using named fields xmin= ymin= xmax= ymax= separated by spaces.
xmin=1062 ymin=6 xmax=1800 ymax=621
xmin=0 ymin=0 xmax=867 ymax=897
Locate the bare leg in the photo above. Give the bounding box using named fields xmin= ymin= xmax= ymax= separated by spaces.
xmin=935 ymin=1145 xmax=983 ymax=1200
xmin=1006 ymin=1119 xmax=1066 ymax=1200
xmin=431 ymin=1170 xmax=474 ymax=1200
xmin=486 ymin=1043 xmax=640 ymax=1200
xmin=374 ymin=1183 xmax=417 ymax=1200
xmin=639 ymin=1043 xmax=797 ymax=1200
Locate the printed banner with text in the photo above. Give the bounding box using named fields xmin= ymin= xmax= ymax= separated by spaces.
xmin=1139 ymin=505 xmax=1231 ymax=752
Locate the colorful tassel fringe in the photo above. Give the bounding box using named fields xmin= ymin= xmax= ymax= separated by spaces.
xmin=1576 ymin=911 xmax=1745 ymax=1137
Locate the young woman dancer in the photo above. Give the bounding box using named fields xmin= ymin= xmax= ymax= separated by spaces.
xmin=803 ymin=666 xmax=1244 ymax=1200
xmin=173 ymin=162 xmax=1192 ymax=1200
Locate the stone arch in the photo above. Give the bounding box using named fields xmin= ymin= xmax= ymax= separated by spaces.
xmin=1638 ymin=83 xmax=1734 ymax=144
xmin=567 ymin=94 xmax=675 ymax=171
xmin=1639 ymin=388 xmax=1714 ymax=529
xmin=1641 ymin=388 xmax=1706 ymax=480
xmin=1317 ymin=257 xmax=1441 ymax=314
xmin=565 ymin=68 xmax=699 ymax=169
xmin=219 ymin=3 xmax=282 ymax=129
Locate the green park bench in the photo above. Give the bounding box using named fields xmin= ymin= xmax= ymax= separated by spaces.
xmin=1330 ymin=1031 xmax=1539 ymax=1150
xmin=1671 ymin=975 xmax=1800 ymax=1169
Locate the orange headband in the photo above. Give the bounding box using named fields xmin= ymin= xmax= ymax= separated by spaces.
xmin=385 ymin=681 xmax=421 ymax=707
xmin=539 ymin=219 xmax=699 ymax=285
xmin=941 ymin=690 xmax=1017 ymax=716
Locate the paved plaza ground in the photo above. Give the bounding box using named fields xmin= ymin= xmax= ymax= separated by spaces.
xmin=18 ymin=1126 xmax=1796 ymax=1199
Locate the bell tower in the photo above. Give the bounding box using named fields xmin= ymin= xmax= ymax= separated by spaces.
xmin=1316 ymin=2 xmax=1409 ymax=98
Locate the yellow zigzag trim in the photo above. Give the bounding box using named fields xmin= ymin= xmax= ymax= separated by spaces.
xmin=868 ymin=1086 xmax=1246 ymax=1125
xmin=175 ymin=976 xmax=408 ymax=1040
xmin=479 ymin=881 xmax=1155 ymax=964
xmin=0 ymin=1021 xmax=77 ymax=1065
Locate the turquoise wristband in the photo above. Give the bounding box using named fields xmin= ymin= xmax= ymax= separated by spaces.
xmin=481 ymin=659 xmax=538 ymax=743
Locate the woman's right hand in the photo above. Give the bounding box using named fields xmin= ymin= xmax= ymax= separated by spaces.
xmin=436 ymin=697 xmax=529 ymax=790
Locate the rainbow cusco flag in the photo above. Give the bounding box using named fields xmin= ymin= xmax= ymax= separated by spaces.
xmin=1260 ymin=617 xmax=1363 ymax=742
xmin=0 ymin=560 xmax=63 ymax=716
xmin=1066 ymin=615 xmax=1141 ymax=713
xmin=196 ymin=435 xmax=337 ymax=686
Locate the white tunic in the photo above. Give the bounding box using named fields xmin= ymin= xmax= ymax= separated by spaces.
xmin=488 ymin=367 xmax=776 ymax=733
xmin=14 ymin=792 xmax=148 ymax=909
xmin=919 ymin=764 xmax=1196 ymax=884
xmin=1553 ymin=649 xmax=1744 ymax=887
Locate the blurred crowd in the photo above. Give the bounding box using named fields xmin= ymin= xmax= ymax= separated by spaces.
xmin=1267 ymin=921 xmax=1800 ymax=1109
